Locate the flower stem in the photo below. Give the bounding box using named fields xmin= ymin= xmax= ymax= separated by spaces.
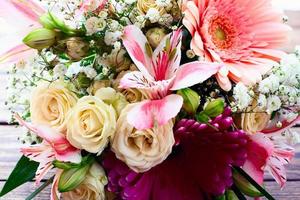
xmin=25 ymin=176 xmax=55 ymax=200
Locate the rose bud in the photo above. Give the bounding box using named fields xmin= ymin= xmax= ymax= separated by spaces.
xmin=23 ymin=28 xmax=57 ymax=50
xmin=203 ymin=98 xmax=225 ymax=118
xmin=66 ymin=37 xmax=89 ymax=61
xmin=146 ymin=27 xmax=167 ymax=48
xmin=177 ymin=88 xmax=200 ymax=114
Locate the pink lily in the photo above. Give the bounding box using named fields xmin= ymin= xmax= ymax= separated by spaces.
xmin=0 ymin=0 xmax=44 ymax=65
xmin=120 ymin=25 xmax=221 ymax=130
xmin=243 ymin=133 xmax=294 ymax=188
xmin=14 ymin=114 xmax=81 ymax=186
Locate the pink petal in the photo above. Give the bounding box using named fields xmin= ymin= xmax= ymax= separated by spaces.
xmin=51 ymin=170 xmax=62 ymax=200
xmin=122 ymin=25 xmax=153 ymax=77
xmin=15 ymin=114 xmax=82 ymax=164
xmin=266 ymin=143 xmax=294 ymax=188
xmin=152 ymin=29 xmax=182 ymax=79
xmin=127 ymin=94 xmax=183 ymax=130
xmin=170 ymin=61 xmax=221 ymax=90
xmin=262 ymin=116 xmax=300 ymax=135
xmin=9 ymin=0 xmax=44 ymax=21
xmin=243 ymin=134 xmax=274 ymax=184
xmin=0 ymin=44 xmax=35 ymax=65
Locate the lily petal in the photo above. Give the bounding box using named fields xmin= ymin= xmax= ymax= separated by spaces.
xmin=170 ymin=61 xmax=221 ymax=90
xmin=122 ymin=25 xmax=153 ymax=77
xmin=0 ymin=44 xmax=35 ymax=65
xmin=127 ymin=94 xmax=183 ymax=130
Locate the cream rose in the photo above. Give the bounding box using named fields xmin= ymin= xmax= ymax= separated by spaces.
xmin=236 ymin=100 xmax=271 ymax=134
xmin=66 ymin=95 xmax=116 ymax=154
xmin=30 ymin=81 xmax=78 ymax=132
xmin=137 ymin=0 xmax=164 ymax=14
xmin=112 ymin=104 xmax=175 ymax=173
xmin=95 ymin=87 xmax=128 ymax=116
xmin=113 ymin=71 xmax=146 ymax=103
xmin=62 ymin=163 xmax=108 ymax=200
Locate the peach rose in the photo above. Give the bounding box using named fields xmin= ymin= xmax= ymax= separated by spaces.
xmin=30 ymin=81 xmax=78 ymax=132
xmin=112 ymin=104 xmax=175 ymax=173
xmin=236 ymin=100 xmax=270 ymax=134
xmin=62 ymin=163 xmax=107 ymax=200
xmin=66 ymin=95 xmax=116 ymax=154
xmin=113 ymin=71 xmax=146 ymax=103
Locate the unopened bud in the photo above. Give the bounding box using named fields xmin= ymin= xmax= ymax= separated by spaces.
xmin=177 ymin=88 xmax=200 ymax=114
xmin=233 ymin=170 xmax=263 ymax=197
xmin=225 ymin=190 xmax=239 ymax=200
xmin=58 ymin=165 xmax=90 ymax=192
xmin=23 ymin=28 xmax=56 ymax=50
xmin=40 ymin=12 xmax=76 ymax=35
xmin=58 ymin=156 xmax=94 ymax=192
xmin=203 ymin=98 xmax=225 ymax=118
xmin=66 ymin=37 xmax=89 ymax=61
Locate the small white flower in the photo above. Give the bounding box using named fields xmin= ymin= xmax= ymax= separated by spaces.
xmin=85 ymin=17 xmax=106 ymax=35
xmin=109 ymin=20 xmax=120 ymax=32
xmin=98 ymin=10 xmax=108 ymax=19
xmin=155 ymin=0 xmax=171 ymax=7
xmin=145 ymin=8 xmax=160 ymax=23
xmin=257 ymin=94 xmax=267 ymax=109
xmin=66 ymin=62 xmax=82 ymax=77
xmin=233 ymin=83 xmax=252 ymax=110
xmin=113 ymin=41 xmax=121 ymax=50
xmin=259 ymin=75 xmax=279 ymax=94
xmin=81 ymin=67 xmax=97 ymax=79
xmin=53 ymin=64 xmax=67 ymax=78
xmin=266 ymin=95 xmax=282 ymax=113
xmin=125 ymin=0 xmax=137 ymax=4
xmin=104 ymin=31 xmax=122 ymax=45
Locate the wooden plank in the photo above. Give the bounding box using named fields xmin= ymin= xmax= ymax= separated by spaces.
xmin=264 ymin=181 xmax=300 ymax=200
xmin=0 ymin=182 xmax=51 ymax=200
xmin=0 ymin=181 xmax=299 ymax=200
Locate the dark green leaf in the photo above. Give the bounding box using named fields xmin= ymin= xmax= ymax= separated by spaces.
xmin=0 ymin=156 xmax=39 ymax=197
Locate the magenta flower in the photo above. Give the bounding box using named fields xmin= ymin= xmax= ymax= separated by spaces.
xmin=103 ymin=108 xmax=249 ymax=198
xmin=120 ymin=25 xmax=221 ymax=130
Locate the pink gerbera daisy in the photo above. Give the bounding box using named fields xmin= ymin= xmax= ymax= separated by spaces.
xmin=183 ymin=0 xmax=291 ymax=91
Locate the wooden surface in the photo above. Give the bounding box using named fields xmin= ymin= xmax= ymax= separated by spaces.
xmin=0 ymin=9 xmax=300 ymax=200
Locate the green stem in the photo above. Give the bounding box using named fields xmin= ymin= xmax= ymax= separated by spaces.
xmin=25 ymin=176 xmax=55 ymax=200
xmin=232 ymin=167 xmax=275 ymax=200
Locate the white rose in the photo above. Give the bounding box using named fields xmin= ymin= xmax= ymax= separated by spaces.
xmin=30 ymin=81 xmax=78 ymax=132
xmin=66 ymin=96 xmax=117 ymax=154
xmin=112 ymin=104 xmax=175 ymax=173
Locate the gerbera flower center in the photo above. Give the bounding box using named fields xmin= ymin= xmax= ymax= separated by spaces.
xmin=209 ymin=16 xmax=236 ymax=50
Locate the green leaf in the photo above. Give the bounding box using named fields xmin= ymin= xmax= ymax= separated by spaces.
xmin=0 ymin=156 xmax=39 ymax=197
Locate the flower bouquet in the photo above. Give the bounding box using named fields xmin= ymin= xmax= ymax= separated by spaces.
xmin=0 ymin=0 xmax=300 ymax=199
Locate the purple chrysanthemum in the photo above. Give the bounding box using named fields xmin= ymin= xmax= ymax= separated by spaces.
xmin=103 ymin=108 xmax=249 ymax=199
